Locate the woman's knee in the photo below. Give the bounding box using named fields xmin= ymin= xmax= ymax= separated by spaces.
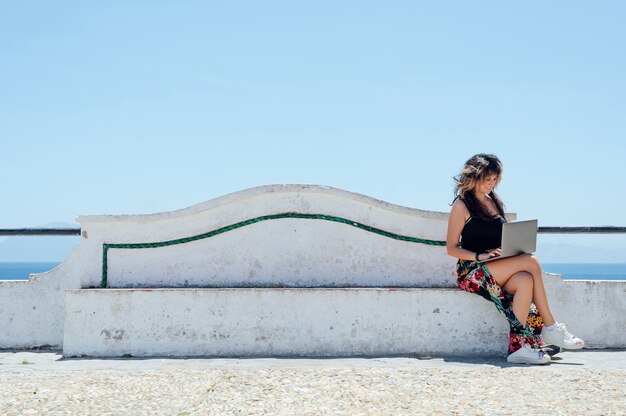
xmin=505 ymin=271 xmax=533 ymax=293
xmin=519 ymin=253 xmax=542 ymax=272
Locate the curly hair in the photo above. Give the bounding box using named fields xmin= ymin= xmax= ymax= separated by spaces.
xmin=453 ymin=153 xmax=505 ymax=221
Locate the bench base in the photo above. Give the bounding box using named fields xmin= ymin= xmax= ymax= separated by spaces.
xmin=63 ymin=288 xmax=513 ymax=357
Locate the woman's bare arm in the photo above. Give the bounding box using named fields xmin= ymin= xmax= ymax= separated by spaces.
xmin=446 ymin=199 xmax=477 ymax=260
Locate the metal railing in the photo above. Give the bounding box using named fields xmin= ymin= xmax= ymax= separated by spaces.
xmin=538 ymin=226 xmax=626 ymax=234
xmin=1 ymin=226 xmax=626 ymax=237
xmin=0 ymin=228 xmax=81 ymax=236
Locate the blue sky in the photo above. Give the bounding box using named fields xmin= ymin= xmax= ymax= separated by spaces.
xmin=1 ymin=1 xmax=625 ymax=258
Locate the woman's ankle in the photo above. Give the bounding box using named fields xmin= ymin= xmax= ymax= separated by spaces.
xmin=543 ymin=321 xmax=558 ymax=330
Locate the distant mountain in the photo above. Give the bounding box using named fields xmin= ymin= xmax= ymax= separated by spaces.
xmin=0 ymin=222 xmax=80 ymax=262
xmin=536 ymin=242 xmax=625 ymax=263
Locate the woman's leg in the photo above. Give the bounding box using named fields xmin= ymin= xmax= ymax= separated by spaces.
xmin=501 ymin=271 xmax=534 ymax=325
xmin=483 ymin=270 xmax=546 ymax=359
xmin=457 ymin=262 xmax=538 ymax=353
xmin=484 ymin=254 xmax=556 ymax=326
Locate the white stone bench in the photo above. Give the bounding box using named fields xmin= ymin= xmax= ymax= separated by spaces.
xmin=2 ymin=185 xmax=624 ymax=356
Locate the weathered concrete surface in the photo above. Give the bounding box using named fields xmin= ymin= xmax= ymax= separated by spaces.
xmin=0 ymin=246 xmax=83 ymax=349
xmin=543 ymin=272 xmax=626 ymax=349
xmin=77 ymin=185 xmax=458 ymax=289
xmin=62 ymin=283 xmax=624 ymax=358
xmin=2 ymin=184 xmax=459 ymax=349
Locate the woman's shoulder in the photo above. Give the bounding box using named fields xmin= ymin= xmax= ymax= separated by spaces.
xmin=452 ymin=196 xmax=468 ymax=209
xmin=450 ymin=197 xmax=470 ymax=217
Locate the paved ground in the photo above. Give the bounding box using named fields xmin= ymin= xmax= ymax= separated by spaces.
xmin=1 ymin=349 xmax=625 ymax=415
xmin=1 ymin=348 xmax=625 ymax=371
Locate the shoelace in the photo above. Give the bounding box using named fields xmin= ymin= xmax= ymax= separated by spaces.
xmin=557 ymin=323 xmax=575 ymax=339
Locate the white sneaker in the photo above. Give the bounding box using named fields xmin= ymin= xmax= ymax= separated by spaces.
xmin=541 ymin=344 xmax=562 ymax=357
xmin=541 ymin=323 xmax=585 ymax=350
xmin=507 ymin=343 xmax=551 ymax=365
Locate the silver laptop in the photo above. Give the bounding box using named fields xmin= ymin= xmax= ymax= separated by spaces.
xmin=483 ymin=219 xmax=538 ymax=262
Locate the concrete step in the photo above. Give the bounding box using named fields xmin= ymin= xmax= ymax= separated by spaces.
xmin=63 ymin=282 xmax=626 ymax=357
xmin=64 ymin=287 xmax=517 ymax=357
xmin=64 ymin=282 xmax=626 ymax=358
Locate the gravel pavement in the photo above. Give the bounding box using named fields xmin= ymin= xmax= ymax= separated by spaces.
xmin=1 ymin=350 xmax=624 ymax=415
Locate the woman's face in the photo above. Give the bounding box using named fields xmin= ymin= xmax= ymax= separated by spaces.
xmin=475 ymin=173 xmax=500 ymax=195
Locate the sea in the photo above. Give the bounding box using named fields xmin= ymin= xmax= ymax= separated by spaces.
xmin=0 ymin=262 xmax=63 ymax=280
xmin=0 ymin=261 xmax=625 ymax=281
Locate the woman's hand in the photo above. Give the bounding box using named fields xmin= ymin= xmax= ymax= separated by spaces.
xmin=479 ymin=249 xmax=501 ymax=261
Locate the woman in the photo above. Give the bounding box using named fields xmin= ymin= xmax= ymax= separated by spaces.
xmin=446 ymin=153 xmax=584 ymax=365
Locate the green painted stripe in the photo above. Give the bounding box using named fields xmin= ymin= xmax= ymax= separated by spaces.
xmin=101 ymin=212 xmax=446 ymax=287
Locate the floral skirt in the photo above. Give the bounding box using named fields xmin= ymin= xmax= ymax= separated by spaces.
xmin=456 ymin=259 xmax=544 ymax=354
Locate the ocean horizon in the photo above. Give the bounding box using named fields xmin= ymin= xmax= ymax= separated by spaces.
xmin=1 ymin=261 xmax=625 ymax=281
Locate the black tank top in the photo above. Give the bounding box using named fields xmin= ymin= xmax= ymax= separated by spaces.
xmin=460 ymin=215 xmax=506 ymax=253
